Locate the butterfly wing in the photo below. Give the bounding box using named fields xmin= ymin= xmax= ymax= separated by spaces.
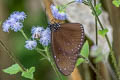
xmin=51 ymin=23 xmax=85 ymax=75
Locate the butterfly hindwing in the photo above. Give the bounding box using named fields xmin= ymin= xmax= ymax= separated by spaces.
xmin=51 ymin=23 xmax=85 ymax=75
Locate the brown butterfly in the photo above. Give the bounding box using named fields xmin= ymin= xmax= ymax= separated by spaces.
xmin=49 ymin=23 xmax=85 ymax=75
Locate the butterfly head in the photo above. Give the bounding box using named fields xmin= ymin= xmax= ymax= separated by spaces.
xmin=48 ymin=23 xmax=61 ymax=32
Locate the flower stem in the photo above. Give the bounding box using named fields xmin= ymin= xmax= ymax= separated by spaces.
xmin=0 ymin=39 xmax=26 ymax=72
xmin=66 ymin=1 xmax=75 ymax=5
xmin=87 ymin=0 xmax=120 ymax=79
xmin=35 ymin=48 xmax=48 ymax=59
xmin=20 ymin=29 xmax=48 ymax=60
xmin=45 ymin=47 xmax=63 ymax=80
xmin=94 ymin=0 xmax=98 ymax=45
xmin=20 ymin=29 xmax=29 ymax=40
xmin=20 ymin=29 xmax=63 ymax=79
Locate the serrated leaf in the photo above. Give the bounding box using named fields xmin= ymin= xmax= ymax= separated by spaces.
xmin=22 ymin=67 xmax=35 ymax=79
xmin=76 ymin=58 xmax=85 ymax=66
xmin=112 ymin=0 xmax=120 ymax=7
xmin=3 ymin=64 xmax=22 ymax=75
xmin=92 ymin=3 xmax=102 ymax=16
xmin=98 ymin=29 xmax=108 ymax=37
xmin=80 ymin=41 xmax=89 ymax=58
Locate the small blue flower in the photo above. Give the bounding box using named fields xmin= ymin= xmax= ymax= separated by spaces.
xmin=2 ymin=11 xmax=26 ymax=32
xmin=2 ymin=20 xmax=11 ymax=32
xmin=10 ymin=21 xmax=23 ymax=32
xmin=75 ymin=0 xmax=83 ymax=3
xmin=25 ymin=40 xmax=37 ymax=50
xmin=50 ymin=4 xmax=67 ymax=20
xmin=10 ymin=11 xmax=27 ymax=21
xmin=31 ymin=26 xmax=44 ymax=39
xmin=39 ymin=28 xmax=51 ymax=46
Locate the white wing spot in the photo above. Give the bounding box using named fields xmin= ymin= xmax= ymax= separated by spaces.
xmin=69 ymin=57 xmax=71 ymax=59
xmin=78 ymin=45 xmax=81 ymax=47
xmin=81 ymin=39 xmax=84 ymax=41
xmin=80 ymin=42 xmax=83 ymax=45
xmin=72 ymin=49 xmax=74 ymax=52
xmin=57 ymin=59 xmax=59 ymax=62
xmin=64 ymin=68 xmax=66 ymax=70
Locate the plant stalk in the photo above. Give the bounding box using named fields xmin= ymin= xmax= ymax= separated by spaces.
xmin=45 ymin=47 xmax=63 ymax=80
xmin=87 ymin=0 xmax=120 ymax=79
xmin=0 ymin=39 xmax=26 ymax=72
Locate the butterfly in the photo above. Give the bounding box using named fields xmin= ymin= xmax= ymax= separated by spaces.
xmin=49 ymin=23 xmax=85 ymax=76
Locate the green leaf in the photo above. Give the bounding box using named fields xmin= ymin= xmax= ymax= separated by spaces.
xmin=3 ymin=64 xmax=22 ymax=75
xmin=94 ymin=55 xmax=103 ymax=63
xmin=98 ymin=29 xmax=108 ymax=37
xmin=80 ymin=41 xmax=89 ymax=58
xmin=76 ymin=58 xmax=85 ymax=66
xmin=92 ymin=3 xmax=102 ymax=16
xmin=112 ymin=0 xmax=120 ymax=7
xmin=22 ymin=67 xmax=35 ymax=79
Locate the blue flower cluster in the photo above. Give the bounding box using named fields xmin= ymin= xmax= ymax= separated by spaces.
xmin=2 ymin=11 xmax=26 ymax=32
xmin=50 ymin=0 xmax=83 ymax=21
xmin=31 ymin=26 xmax=44 ymax=39
xmin=50 ymin=4 xmax=67 ymax=20
xmin=25 ymin=40 xmax=37 ymax=50
xmin=25 ymin=26 xmax=51 ymax=50
xmin=39 ymin=27 xmax=51 ymax=46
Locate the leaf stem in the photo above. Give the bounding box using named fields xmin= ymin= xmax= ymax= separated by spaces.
xmin=20 ymin=29 xmax=29 ymax=40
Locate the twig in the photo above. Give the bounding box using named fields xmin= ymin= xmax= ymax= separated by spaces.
xmin=0 ymin=39 xmax=26 ymax=71
xmin=88 ymin=60 xmax=104 ymax=80
xmin=79 ymin=55 xmax=104 ymax=80
xmin=94 ymin=0 xmax=98 ymax=45
xmin=87 ymin=0 xmax=120 ymax=79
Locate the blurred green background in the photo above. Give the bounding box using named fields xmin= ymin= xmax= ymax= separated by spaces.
xmin=0 ymin=0 xmax=59 ymax=80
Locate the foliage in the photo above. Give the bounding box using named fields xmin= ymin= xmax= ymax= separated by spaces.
xmin=76 ymin=41 xmax=89 ymax=66
xmin=21 ymin=67 xmax=35 ymax=79
xmin=3 ymin=64 xmax=22 ymax=74
xmin=113 ymin=0 xmax=120 ymax=7
xmin=80 ymin=41 xmax=89 ymax=58
xmin=92 ymin=3 xmax=102 ymax=16
xmin=3 ymin=64 xmax=35 ymax=80
xmin=98 ymin=29 xmax=108 ymax=37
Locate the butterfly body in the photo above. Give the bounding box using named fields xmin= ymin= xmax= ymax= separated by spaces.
xmin=50 ymin=23 xmax=85 ymax=75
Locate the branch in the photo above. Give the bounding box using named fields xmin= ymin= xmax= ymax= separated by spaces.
xmin=0 ymin=39 xmax=26 ymax=71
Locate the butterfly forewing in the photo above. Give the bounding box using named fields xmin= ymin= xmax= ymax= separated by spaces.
xmin=51 ymin=23 xmax=85 ymax=75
